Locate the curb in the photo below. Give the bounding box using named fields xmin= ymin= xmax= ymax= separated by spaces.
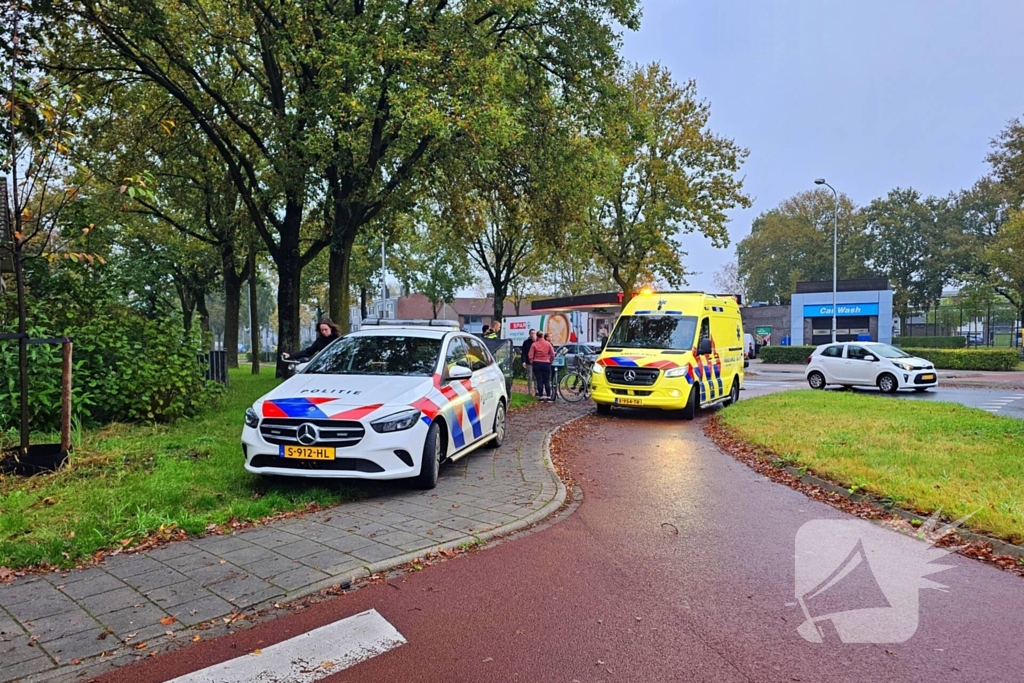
xmin=261 ymin=414 xmax=574 ymax=608
xmin=778 ymin=464 xmax=1024 ymax=560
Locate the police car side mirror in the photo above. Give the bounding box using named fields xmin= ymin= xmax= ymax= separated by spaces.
xmin=295 ymin=362 xmax=309 ymax=373
xmin=697 ymin=338 xmax=713 ymax=355
xmin=448 ymin=365 xmax=473 ymax=381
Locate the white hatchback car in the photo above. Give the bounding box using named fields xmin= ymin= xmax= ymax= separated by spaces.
xmin=242 ymin=320 xmax=509 ymax=489
xmin=805 ymin=342 xmax=938 ymax=393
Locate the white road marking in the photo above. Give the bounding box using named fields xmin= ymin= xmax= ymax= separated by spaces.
xmin=166 ymin=609 xmax=406 ymax=683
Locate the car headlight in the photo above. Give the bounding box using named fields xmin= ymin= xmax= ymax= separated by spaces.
xmin=370 ymin=409 xmax=422 ymax=433
xmin=244 ymin=407 xmax=259 ymax=428
xmin=894 ymin=361 xmax=914 ymax=371
xmin=591 ymin=363 xmax=605 ymax=375
xmin=664 ymin=366 xmax=689 ymax=378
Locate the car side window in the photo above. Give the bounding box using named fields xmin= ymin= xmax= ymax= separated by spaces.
xmin=699 ymin=318 xmax=711 ymax=344
xmin=464 ymin=337 xmax=492 ymax=371
xmin=445 ymin=338 xmax=469 ymax=374
xmin=847 ymin=345 xmax=869 ymax=361
xmin=822 ymin=345 xmax=843 ymax=358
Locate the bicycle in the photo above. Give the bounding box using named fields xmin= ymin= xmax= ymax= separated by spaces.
xmin=558 ymin=355 xmax=594 ymax=402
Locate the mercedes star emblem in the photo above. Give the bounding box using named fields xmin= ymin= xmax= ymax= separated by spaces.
xmin=296 ymin=423 xmax=319 ymax=446
xmin=624 ymin=370 xmax=637 ymax=382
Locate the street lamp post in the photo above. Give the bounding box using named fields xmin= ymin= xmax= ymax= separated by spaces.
xmin=814 ymin=178 xmax=839 ymax=343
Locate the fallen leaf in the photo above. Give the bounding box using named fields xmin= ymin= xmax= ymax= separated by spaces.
xmin=219 ymin=560 xmax=227 ymax=565
xmin=160 ymin=617 xmax=178 ymax=625
xmin=482 ymin=657 xmax=493 ymax=663
xmin=134 ymin=642 xmax=148 ymax=650
xmin=42 ymin=497 xmax=57 ymax=505
xmin=252 ymin=649 xmax=262 ymax=656
xmin=321 ymin=661 xmax=335 ymax=670
xmin=192 ymin=635 xmax=202 ymax=643
xmin=69 ymin=658 xmax=82 ymax=665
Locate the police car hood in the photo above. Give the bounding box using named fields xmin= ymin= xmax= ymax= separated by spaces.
xmin=257 ymin=373 xmax=433 ymax=419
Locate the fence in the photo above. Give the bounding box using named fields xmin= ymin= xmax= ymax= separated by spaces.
xmin=901 ymin=299 xmax=1022 ymax=350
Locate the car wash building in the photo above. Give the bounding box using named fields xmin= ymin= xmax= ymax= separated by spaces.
xmin=789 ymin=278 xmax=894 ymax=346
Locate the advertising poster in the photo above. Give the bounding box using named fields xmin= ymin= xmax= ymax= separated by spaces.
xmin=755 ymin=325 xmax=772 ymax=346
xmin=504 ymin=313 xmax=587 ymax=346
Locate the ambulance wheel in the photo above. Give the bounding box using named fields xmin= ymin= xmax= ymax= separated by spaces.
xmin=724 ymin=379 xmax=739 ymax=406
xmin=596 ymin=403 xmax=612 ymax=415
xmin=412 ymin=421 xmax=442 ymax=490
xmin=681 ymin=385 xmax=698 ymax=420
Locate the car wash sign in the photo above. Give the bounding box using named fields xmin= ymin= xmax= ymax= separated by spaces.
xmin=803 ymin=303 xmax=879 ymax=317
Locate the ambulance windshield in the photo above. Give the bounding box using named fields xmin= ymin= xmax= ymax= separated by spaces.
xmin=606 ymin=315 xmax=699 ymax=351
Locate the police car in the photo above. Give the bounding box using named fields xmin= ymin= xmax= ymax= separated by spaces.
xmin=242 ymin=319 xmax=509 ymax=489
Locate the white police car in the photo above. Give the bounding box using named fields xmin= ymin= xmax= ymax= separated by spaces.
xmin=242 ymin=320 xmax=509 ymax=489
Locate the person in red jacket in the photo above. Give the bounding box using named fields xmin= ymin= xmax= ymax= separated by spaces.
xmin=528 ymin=332 xmax=556 ymax=400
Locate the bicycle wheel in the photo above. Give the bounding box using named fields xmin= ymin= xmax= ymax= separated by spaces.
xmin=558 ymin=371 xmax=589 ymax=402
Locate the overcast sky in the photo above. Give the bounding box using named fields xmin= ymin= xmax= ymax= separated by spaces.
xmin=621 ymin=0 xmax=1024 ymax=291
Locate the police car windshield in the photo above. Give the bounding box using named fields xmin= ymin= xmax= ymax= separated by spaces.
xmin=304 ymin=335 xmax=441 ymax=376
xmin=606 ymin=315 xmax=698 ymax=350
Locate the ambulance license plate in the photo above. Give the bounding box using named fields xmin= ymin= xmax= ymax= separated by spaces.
xmin=282 ymin=445 xmax=335 ymax=460
xmin=616 ymin=398 xmax=643 ymax=406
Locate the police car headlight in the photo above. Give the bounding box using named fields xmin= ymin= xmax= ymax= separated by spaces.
xmin=591 ymin=364 xmax=605 ymax=375
xmin=371 ymin=409 xmax=421 ymax=433
xmin=664 ymin=367 xmax=688 ymax=378
xmin=244 ymin=407 xmax=259 ymax=428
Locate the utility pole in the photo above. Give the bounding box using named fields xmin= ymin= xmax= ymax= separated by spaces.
xmin=814 ymin=179 xmax=839 ymax=343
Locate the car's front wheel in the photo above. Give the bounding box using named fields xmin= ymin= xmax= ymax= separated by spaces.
xmin=412 ymin=421 xmax=443 ymax=489
xmin=807 ymin=371 xmax=826 ymax=390
xmin=681 ymin=384 xmax=698 ymax=420
xmin=877 ymin=373 xmax=899 ymax=394
xmin=724 ymin=379 xmax=740 ymax=406
xmin=596 ymin=403 xmax=612 ymax=415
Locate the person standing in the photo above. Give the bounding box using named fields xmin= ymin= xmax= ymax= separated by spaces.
xmin=282 ymin=318 xmax=342 ymax=362
xmin=529 ymin=331 xmax=555 ymax=401
xmin=484 ymin=320 xmax=501 ymax=339
xmin=522 ymin=328 xmax=537 ymax=396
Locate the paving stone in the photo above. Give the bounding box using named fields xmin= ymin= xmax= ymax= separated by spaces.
xmin=218 ymin=544 xmax=274 ymax=566
xmin=350 ymin=542 xmax=403 ymax=564
xmin=5 ymin=593 xmax=79 ymax=621
xmin=240 ymin=555 xmax=301 ymax=580
xmin=98 ymin=603 xmax=171 ymax=637
xmin=295 ymin=548 xmax=359 ymax=573
xmin=56 ymin=572 xmax=126 ymax=600
xmin=103 ymin=555 xmax=167 ymax=579
xmin=0 ymin=632 xmax=46 ymax=665
xmin=77 ymin=586 xmax=145 ymax=616
xmin=40 ymin=625 xmax=116 ymax=660
xmin=225 ymin=587 xmax=283 ymax=609
xmin=27 ymin=610 xmax=101 ymax=643
xmin=420 ymin=527 xmax=467 ymax=544
xmin=321 ymin=533 xmax=376 ymax=554
xmin=273 ymin=539 xmax=325 ymax=559
xmin=189 ymin=535 xmax=255 ymax=556
xmin=322 ymin=558 xmax=366 ymax=576
xmin=0 ymin=654 xmax=53 ymax=683
xmin=122 ymin=567 xmax=190 ymax=594
xmin=371 ymin=530 xmax=429 ymax=548
xmin=165 ymin=595 xmax=235 ymax=626
xmin=203 ymin=573 xmax=277 ymax=604
xmin=181 ymin=563 xmax=244 ymax=586
xmin=243 ymin=529 xmax=304 ymax=549
xmin=396 ymin=537 xmax=438 ymax=553
xmin=159 ymin=550 xmax=225 ymax=573
xmin=268 ymin=566 xmax=330 ymax=591
xmin=146 ymin=542 xmax=198 ymax=562
xmin=144 ymin=582 xmax=211 ymax=609
xmin=0 ymin=578 xmax=61 ymax=606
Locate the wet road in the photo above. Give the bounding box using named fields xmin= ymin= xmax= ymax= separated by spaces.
xmin=101 ymin=404 xmax=1024 ymax=683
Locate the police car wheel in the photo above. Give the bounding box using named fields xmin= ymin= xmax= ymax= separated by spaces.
xmin=412 ymin=421 xmax=442 ymax=490
xmin=486 ymin=401 xmax=506 ymax=448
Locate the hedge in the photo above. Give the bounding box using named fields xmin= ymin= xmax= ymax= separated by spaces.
xmin=757 ymin=344 xmax=1020 ymax=371
xmin=901 ymin=348 xmax=1020 ymax=371
xmin=758 ymin=346 xmax=816 ymax=364
xmin=893 ymin=336 xmax=966 ymax=349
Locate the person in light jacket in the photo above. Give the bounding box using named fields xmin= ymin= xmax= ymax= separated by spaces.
xmin=528 ymin=332 xmax=555 ymax=400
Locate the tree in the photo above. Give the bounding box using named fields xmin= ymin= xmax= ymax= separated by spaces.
xmin=862 ymin=188 xmax=949 ymax=331
xmin=710 ymin=260 xmax=748 ymax=303
xmin=588 ymin=64 xmax=750 ymax=300
xmin=53 ymin=0 xmax=639 ymax=375
xmin=987 ymin=115 xmax=1024 ymax=207
xmin=391 ymin=218 xmax=473 ymax=318
xmin=942 ymin=177 xmax=1014 ymax=286
xmin=737 ymin=189 xmax=870 ymax=304
xmin=987 ymin=209 xmax=1024 ymax=341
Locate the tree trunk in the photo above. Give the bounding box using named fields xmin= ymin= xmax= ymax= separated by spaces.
xmin=492 ymin=280 xmax=508 ymax=322
xmin=360 ymin=287 xmax=368 ymax=321
xmin=223 ymin=272 xmax=242 ymax=369
xmin=196 ymin=291 xmax=211 ymax=338
xmin=328 ymin=230 xmax=357 ymax=333
xmin=248 ymin=242 xmax=260 ymax=374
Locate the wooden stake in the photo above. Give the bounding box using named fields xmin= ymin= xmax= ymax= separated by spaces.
xmin=61 ymin=341 xmax=73 ymax=452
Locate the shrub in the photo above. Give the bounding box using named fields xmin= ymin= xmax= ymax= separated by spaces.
xmin=758 ymin=346 xmax=816 ymax=364
xmin=893 ymin=336 xmax=966 ymax=349
xmin=901 ymin=348 xmax=1020 ymax=371
xmin=0 ymin=310 xmax=220 ymax=432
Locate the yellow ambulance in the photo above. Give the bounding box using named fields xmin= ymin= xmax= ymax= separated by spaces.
xmin=590 ymin=291 xmax=745 ymax=419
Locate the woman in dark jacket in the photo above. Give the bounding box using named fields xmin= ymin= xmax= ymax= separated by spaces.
xmin=283 ymin=318 xmax=342 ymax=362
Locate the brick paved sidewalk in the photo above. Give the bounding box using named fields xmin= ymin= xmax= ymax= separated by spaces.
xmin=0 ymin=401 xmax=587 ymax=683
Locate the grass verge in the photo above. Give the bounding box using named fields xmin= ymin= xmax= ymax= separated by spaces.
xmin=720 ymin=390 xmax=1024 ymax=544
xmin=1 ymin=370 xmax=536 ymax=569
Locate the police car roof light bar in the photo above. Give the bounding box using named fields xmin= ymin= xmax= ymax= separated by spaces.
xmin=361 ymin=318 xmax=460 ymax=329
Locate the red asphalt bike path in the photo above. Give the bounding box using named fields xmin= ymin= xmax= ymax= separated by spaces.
xmin=94 ymin=399 xmax=1024 ymax=683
